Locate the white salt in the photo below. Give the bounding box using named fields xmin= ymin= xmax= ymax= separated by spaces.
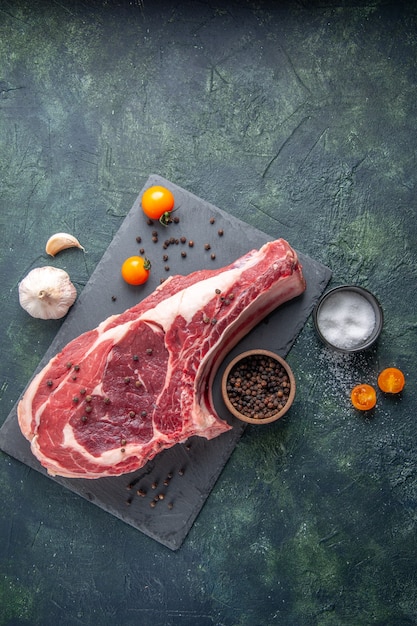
xmin=317 ymin=291 xmax=376 ymax=350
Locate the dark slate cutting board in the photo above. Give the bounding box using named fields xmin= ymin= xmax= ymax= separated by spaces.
xmin=0 ymin=175 xmax=331 ymax=550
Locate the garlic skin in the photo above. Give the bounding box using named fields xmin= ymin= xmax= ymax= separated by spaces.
xmin=45 ymin=232 xmax=84 ymax=257
xmin=18 ymin=267 xmax=77 ymax=320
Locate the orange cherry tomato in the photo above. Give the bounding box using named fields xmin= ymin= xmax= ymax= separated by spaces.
xmin=141 ymin=185 xmax=175 ymax=224
xmin=377 ymin=368 xmax=405 ymax=394
xmin=121 ymin=256 xmax=151 ymax=285
xmin=351 ymin=384 xmax=377 ymax=411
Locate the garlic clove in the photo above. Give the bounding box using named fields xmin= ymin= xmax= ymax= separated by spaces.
xmin=45 ymin=232 xmax=85 ymax=257
xmin=18 ymin=266 xmax=77 ymax=320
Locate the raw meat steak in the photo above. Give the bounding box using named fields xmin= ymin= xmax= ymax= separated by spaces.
xmin=17 ymin=239 xmax=305 ymax=479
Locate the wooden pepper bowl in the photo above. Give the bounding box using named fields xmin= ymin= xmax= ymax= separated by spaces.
xmin=221 ymin=349 xmax=296 ymax=425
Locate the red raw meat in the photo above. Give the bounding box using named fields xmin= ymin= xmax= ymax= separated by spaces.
xmin=17 ymin=239 xmax=305 ymax=479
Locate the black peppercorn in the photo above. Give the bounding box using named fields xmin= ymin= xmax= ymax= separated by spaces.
xmin=226 ymin=355 xmax=291 ymax=419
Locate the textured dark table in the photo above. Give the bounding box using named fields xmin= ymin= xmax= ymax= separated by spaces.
xmin=1 ymin=1 xmax=417 ymax=625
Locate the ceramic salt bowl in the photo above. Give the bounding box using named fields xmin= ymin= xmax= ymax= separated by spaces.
xmin=221 ymin=349 xmax=296 ymax=424
xmin=313 ymin=285 xmax=384 ymax=353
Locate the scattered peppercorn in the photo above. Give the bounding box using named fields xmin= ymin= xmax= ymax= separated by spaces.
xmin=133 ymin=354 xmax=139 ymax=361
xmin=210 ymin=217 xmax=216 ymax=224
xmin=111 ymin=295 xmax=117 ymax=302
xmin=46 ymin=380 xmax=53 ymax=387
xmin=146 ymin=348 xmax=153 ymax=355
xmin=180 ymin=236 xmax=186 ymax=244
xmin=137 ymin=488 xmax=147 ymax=497
xmin=85 ymin=395 xmax=92 ymax=402
xmin=163 ymin=254 xmax=169 ymax=262
xmin=74 ymin=365 xmax=80 ymax=371
xmin=72 ymin=396 xmax=79 ymax=404
xmin=85 ymin=405 xmax=92 ymax=413
xmin=218 ymin=229 xmax=224 ymax=236
xmin=136 ymin=236 xmax=142 ymax=243
xmin=151 ymin=481 xmax=158 ymax=489
xmin=181 ymin=251 xmax=187 ymax=258
xmin=103 ymin=397 xmax=111 ymax=404
xmin=81 ymin=415 xmax=88 ymax=423
xmin=204 ymin=243 xmax=211 ymax=250
xmin=152 ymin=230 xmax=158 ymax=237
xmin=135 ymin=380 xmax=142 ymax=388
xmin=139 ymin=248 xmax=145 ymax=254
xmin=211 ymin=253 xmax=216 ymax=260
xmin=150 ymin=500 xmax=156 ymax=508
xmin=173 ymin=216 xmax=180 ymax=224
xmin=188 ymin=240 xmax=194 ymax=247
xmin=167 ymin=502 xmax=174 ymax=510
xmin=141 ymin=410 xmax=147 ymax=417
xmin=146 ymin=218 xmax=153 ymax=226
xmin=165 ymin=265 xmax=170 ymax=271
xmin=66 ymin=362 xmax=72 ymax=369
xmin=152 ymin=236 xmax=158 ymax=243
xmin=215 ymin=288 xmax=221 ymax=294
xmin=124 ymin=376 xmax=131 ymax=383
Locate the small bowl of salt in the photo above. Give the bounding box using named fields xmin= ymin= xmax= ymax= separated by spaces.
xmin=313 ymin=285 xmax=383 ymax=353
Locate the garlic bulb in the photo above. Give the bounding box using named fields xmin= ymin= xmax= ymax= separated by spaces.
xmin=45 ymin=232 xmax=84 ymax=256
xmin=18 ymin=267 xmax=77 ymax=320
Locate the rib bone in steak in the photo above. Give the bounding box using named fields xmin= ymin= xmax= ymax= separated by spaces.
xmin=17 ymin=239 xmax=305 ymax=479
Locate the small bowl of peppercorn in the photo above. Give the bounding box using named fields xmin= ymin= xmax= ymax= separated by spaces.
xmin=221 ymin=349 xmax=296 ymax=424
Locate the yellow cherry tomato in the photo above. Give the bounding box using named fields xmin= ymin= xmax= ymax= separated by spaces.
xmin=351 ymin=384 xmax=377 ymax=411
xmin=141 ymin=185 xmax=175 ymax=224
xmin=121 ymin=256 xmax=151 ymax=285
xmin=377 ymin=368 xmax=405 ymax=394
